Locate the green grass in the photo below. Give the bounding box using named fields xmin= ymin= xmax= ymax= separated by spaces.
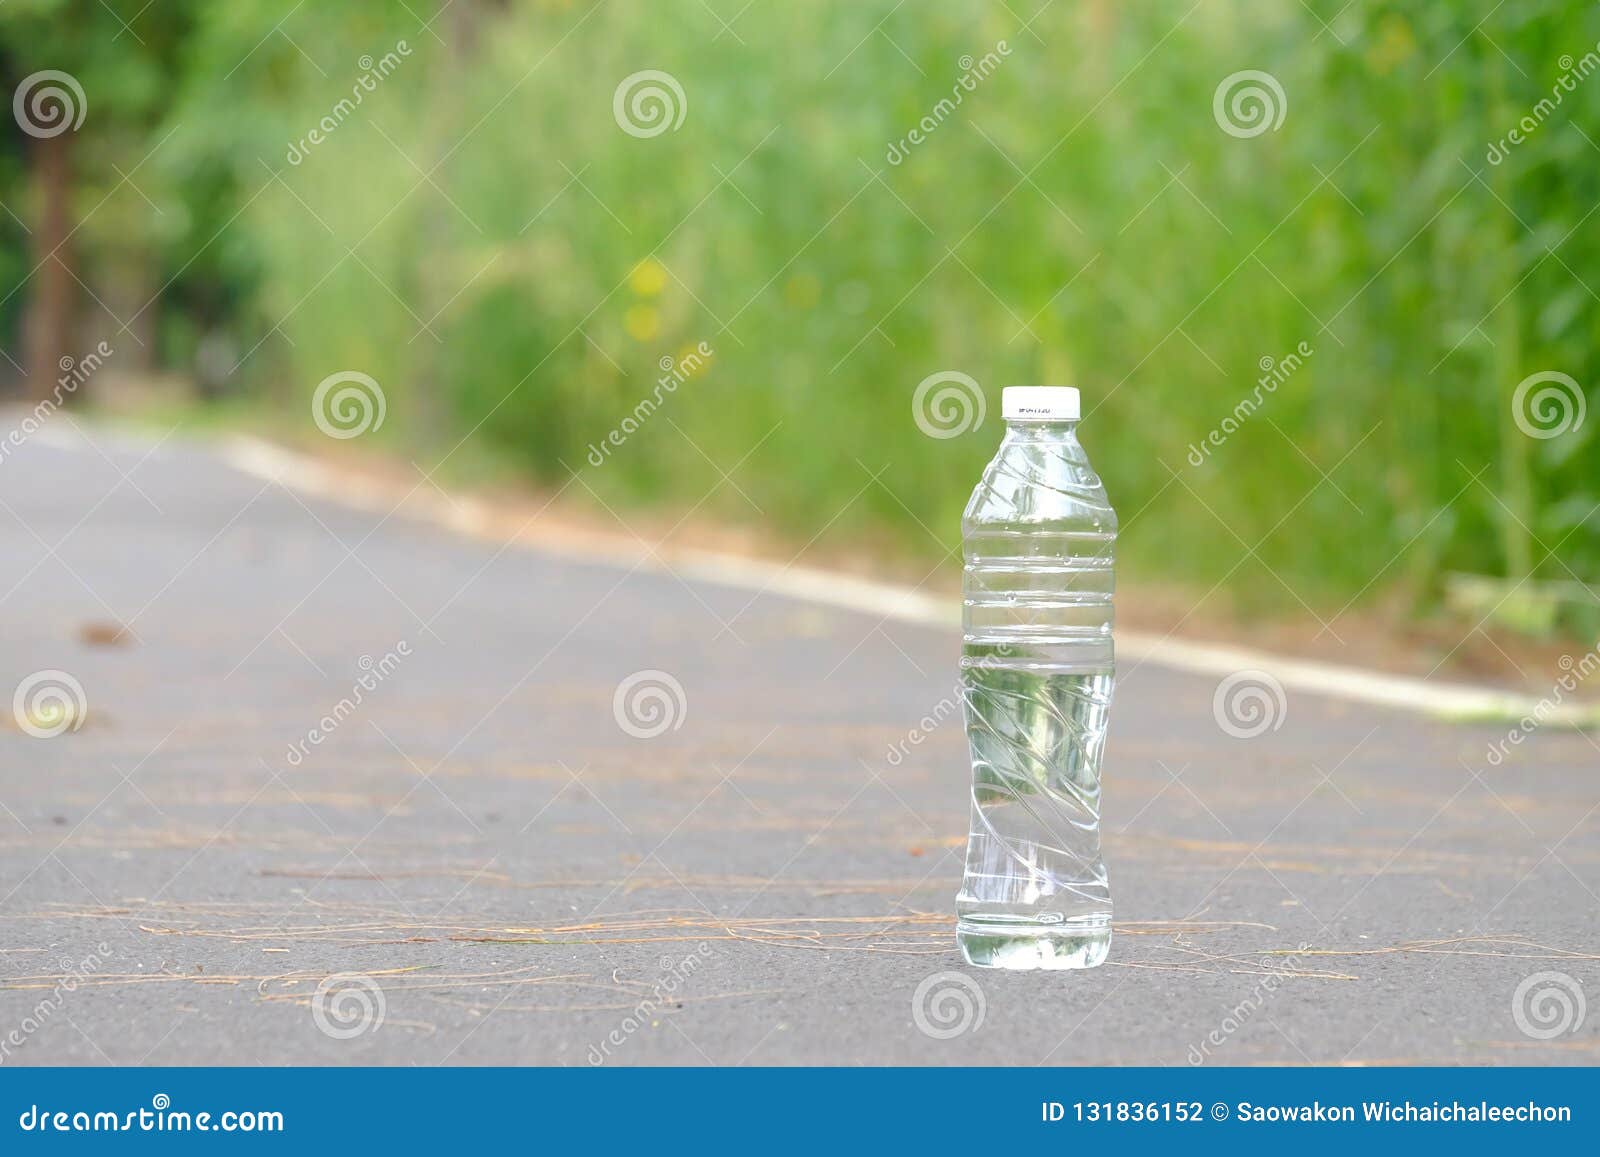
xmin=54 ymin=2 xmax=1600 ymax=619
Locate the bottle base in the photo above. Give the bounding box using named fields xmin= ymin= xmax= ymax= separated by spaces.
xmin=956 ymin=917 xmax=1111 ymax=970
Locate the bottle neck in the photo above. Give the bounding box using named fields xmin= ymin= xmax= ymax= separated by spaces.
xmin=1002 ymin=420 xmax=1080 ymax=443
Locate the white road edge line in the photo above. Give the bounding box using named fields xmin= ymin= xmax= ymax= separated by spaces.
xmin=219 ymin=434 xmax=1595 ymax=728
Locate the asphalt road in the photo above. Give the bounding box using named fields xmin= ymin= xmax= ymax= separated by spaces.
xmin=1 ymin=419 xmax=1596 ymax=1066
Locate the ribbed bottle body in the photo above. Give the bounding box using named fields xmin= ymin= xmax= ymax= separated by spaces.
xmin=956 ymin=422 xmax=1116 ymax=970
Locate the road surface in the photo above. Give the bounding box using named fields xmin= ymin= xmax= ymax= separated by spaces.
xmin=1 ymin=419 xmax=1596 ymax=1065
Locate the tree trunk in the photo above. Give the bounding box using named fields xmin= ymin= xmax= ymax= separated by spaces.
xmin=23 ymin=131 xmax=75 ymax=404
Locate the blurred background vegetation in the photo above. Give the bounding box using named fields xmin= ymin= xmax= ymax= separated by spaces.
xmin=2 ymin=0 xmax=1597 ymax=636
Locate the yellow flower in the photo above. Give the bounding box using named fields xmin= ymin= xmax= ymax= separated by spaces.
xmin=677 ymin=344 xmax=712 ymax=377
xmin=625 ymin=305 xmax=660 ymax=341
xmin=784 ymin=273 xmax=821 ymax=310
xmin=629 ymin=258 xmax=667 ymax=297
xmin=1365 ymin=14 xmax=1415 ymax=75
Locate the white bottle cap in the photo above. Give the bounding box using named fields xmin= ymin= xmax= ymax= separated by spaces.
xmin=1002 ymin=386 xmax=1080 ymax=422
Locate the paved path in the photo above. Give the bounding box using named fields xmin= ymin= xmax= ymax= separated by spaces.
xmin=1 ymin=420 xmax=1596 ymax=1065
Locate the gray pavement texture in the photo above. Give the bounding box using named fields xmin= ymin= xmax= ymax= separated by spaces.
xmin=1 ymin=421 xmax=1597 ymax=1067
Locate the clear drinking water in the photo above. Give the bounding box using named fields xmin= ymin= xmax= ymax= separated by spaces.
xmin=956 ymin=386 xmax=1117 ymax=970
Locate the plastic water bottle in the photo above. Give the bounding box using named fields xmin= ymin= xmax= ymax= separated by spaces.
xmin=956 ymin=386 xmax=1117 ymax=970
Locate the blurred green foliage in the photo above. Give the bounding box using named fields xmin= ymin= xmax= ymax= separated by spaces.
xmin=3 ymin=0 xmax=1598 ymax=616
